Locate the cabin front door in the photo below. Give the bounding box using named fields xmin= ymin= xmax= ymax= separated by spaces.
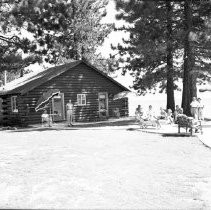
xmin=98 ymin=92 xmax=108 ymax=119
xmin=52 ymin=93 xmax=65 ymax=121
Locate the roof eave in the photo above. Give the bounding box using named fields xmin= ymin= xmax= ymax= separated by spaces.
xmin=81 ymin=60 xmax=130 ymax=91
xmin=0 ymin=60 xmax=129 ymax=96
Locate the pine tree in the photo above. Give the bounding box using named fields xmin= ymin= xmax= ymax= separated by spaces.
xmin=113 ymin=0 xmax=177 ymax=111
xmin=181 ymin=0 xmax=194 ymax=115
xmin=0 ymin=0 xmax=41 ymax=82
xmin=181 ymin=0 xmax=211 ymax=115
xmin=166 ymin=0 xmax=175 ymax=111
xmin=114 ymin=0 xmax=211 ymax=114
xmin=10 ymin=0 xmax=112 ymax=65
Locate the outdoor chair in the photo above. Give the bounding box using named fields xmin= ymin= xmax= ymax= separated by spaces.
xmin=138 ymin=116 xmax=161 ymax=129
xmin=177 ymin=114 xmax=202 ymax=135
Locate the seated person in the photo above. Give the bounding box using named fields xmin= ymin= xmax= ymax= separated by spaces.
xmin=145 ymin=105 xmax=155 ymax=121
xmin=41 ymin=110 xmax=52 ymax=127
xmin=135 ymin=108 xmax=140 ymax=121
xmin=143 ymin=105 xmax=161 ymax=128
xmin=174 ymin=105 xmax=183 ymax=123
xmin=159 ymin=107 xmax=167 ymax=120
xmin=135 ymin=106 xmax=143 ymax=122
xmin=113 ymin=108 xmax=120 ymax=118
xmin=166 ymin=109 xmax=174 ymax=124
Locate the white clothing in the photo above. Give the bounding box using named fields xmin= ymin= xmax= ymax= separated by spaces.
xmin=66 ymin=103 xmax=73 ymax=111
xmin=66 ymin=102 xmax=74 ymax=125
xmin=190 ymin=101 xmax=199 ymax=108
xmin=147 ymin=109 xmax=156 ymax=121
xmin=190 ymin=100 xmax=199 ymax=120
xmin=41 ymin=113 xmax=52 ymax=126
xmin=198 ymin=102 xmax=204 ymax=108
xmin=198 ymin=102 xmax=204 ymax=120
xmin=41 ymin=113 xmax=49 ymax=121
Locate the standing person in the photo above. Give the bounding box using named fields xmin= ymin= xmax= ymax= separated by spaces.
xmin=66 ymin=99 xmax=74 ymax=126
xmin=190 ymin=97 xmax=199 ymax=120
xmin=197 ymin=98 xmax=204 ymax=120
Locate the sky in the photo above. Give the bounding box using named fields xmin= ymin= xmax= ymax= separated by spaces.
xmin=20 ymin=0 xmax=133 ymax=89
xmin=98 ymin=0 xmax=133 ymax=89
xmin=99 ymin=0 xmax=128 ymax=57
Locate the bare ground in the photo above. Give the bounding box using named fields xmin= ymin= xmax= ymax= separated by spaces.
xmin=0 ymin=126 xmax=211 ymax=209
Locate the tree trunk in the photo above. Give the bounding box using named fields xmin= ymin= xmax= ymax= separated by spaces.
xmin=182 ymin=0 xmax=196 ymax=116
xmin=72 ymin=0 xmax=80 ymax=60
xmin=4 ymin=70 xmax=7 ymax=85
xmin=166 ymin=1 xmax=175 ymax=112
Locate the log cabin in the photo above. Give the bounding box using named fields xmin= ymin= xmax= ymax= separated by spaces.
xmin=0 ymin=60 xmax=129 ymax=126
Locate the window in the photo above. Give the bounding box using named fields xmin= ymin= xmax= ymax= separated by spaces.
xmin=11 ymin=96 xmax=18 ymax=113
xmin=77 ymin=94 xmax=86 ymax=106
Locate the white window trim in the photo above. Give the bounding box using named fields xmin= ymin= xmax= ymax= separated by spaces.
xmin=77 ymin=94 xmax=86 ymax=106
xmin=11 ymin=96 xmax=18 ymax=113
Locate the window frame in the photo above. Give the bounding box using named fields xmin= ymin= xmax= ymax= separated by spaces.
xmin=77 ymin=94 xmax=87 ymax=106
xmin=11 ymin=96 xmax=18 ymax=113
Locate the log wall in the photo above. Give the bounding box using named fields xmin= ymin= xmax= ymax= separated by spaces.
xmin=2 ymin=63 xmax=128 ymax=125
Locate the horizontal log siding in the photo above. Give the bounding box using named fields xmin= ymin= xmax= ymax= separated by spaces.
xmin=7 ymin=63 xmax=128 ymax=125
xmin=0 ymin=98 xmax=2 ymax=123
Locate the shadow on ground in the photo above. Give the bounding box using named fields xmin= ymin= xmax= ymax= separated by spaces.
xmin=162 ymin=133 xmax=194 ymax=137
xmin=204 ymin=117 xmax=211 ymax=121
xmin=1 ymin=119 xmax=137 ymax=133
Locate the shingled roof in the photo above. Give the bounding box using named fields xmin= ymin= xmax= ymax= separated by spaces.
xmin=0 ymin=60 xmax=129 ymax=96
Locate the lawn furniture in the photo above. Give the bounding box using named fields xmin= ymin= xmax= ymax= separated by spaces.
xmin=177 ymin=114 xmax=203 ymax=135
xmin=138 ymin=117 xmax=160 ymax=129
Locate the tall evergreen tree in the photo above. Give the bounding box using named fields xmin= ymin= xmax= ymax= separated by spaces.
xmin=166 ymin=0 xmax=175 ymax=111
xmin=114 ymin=0 xmax=211 ymax=114
xmin=113 ymin=0 xmax=177 ymax=111
xmin=0 ymin=0 xmax=41 ymax=82
xmin=181 ymin=0 xmax=194 ymax=115
xmin=10 ymin=0 xmax=112 ymax=67
xmin=181 ymin=0 xmax=211 ymax=115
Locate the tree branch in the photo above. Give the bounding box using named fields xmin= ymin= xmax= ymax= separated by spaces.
xmin=0 ymin=34 xmax=22 ymax=45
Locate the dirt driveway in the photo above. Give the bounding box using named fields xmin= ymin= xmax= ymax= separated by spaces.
xmin=0 ymin=126 xmax=211 ymax=209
